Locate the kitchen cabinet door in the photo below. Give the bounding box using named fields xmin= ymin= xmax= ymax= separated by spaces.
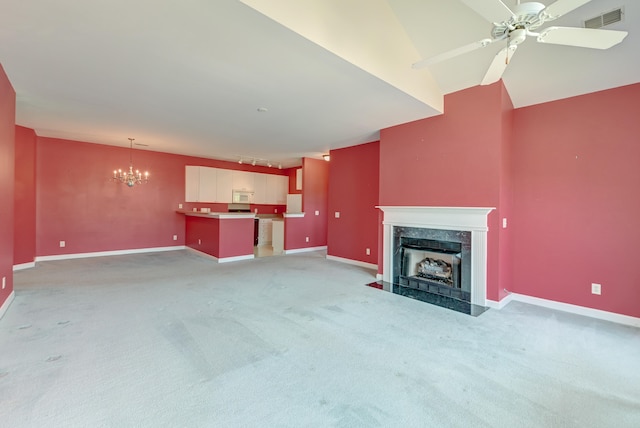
xmin=268 ymin=175 xmax=288 ymax=204
xmin=253 ymin=173 xmax=268 ymax=204
xmin=258 ymin=218 xmax=272 ymax=245
xmin=232 ymin=170 xmax=254 ymax=191
xmin=216 ymin=168 xmax=233 ymax=203
xmin=199 ymin=166 xmax=217 ymax=202
xmin=272 ymin=220 xmax=284 ymax=255
xmin=185 ymin=166 xmax=200 ymax=202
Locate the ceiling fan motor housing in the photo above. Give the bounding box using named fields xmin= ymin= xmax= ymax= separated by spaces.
xmin=491 ymin=2 xmax=547 ymax=39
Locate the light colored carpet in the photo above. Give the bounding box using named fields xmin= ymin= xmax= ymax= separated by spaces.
xmin=1 ymin=250 xmax=638 ymax=427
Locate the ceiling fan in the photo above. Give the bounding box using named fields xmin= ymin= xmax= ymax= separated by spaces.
xmin=412 ymin=0 xmax=628 ymax=85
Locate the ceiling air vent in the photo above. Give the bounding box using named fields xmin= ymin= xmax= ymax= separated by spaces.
xmin=584 ymin=7 xmax=623 ymax=29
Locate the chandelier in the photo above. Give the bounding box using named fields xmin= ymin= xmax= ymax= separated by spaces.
xmin=112 ymin=138 xmax=149 ymax=187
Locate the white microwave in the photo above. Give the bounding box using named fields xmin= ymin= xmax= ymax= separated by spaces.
xmin=232 ymin=190 xmax=254 ymax=203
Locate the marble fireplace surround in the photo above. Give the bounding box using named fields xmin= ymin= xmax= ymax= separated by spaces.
xmin=377 ymin=206 xmax=494 ymax=307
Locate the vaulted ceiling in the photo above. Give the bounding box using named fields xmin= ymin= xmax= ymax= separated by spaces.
xmin=0 ymin=0 xmax=637 ymax=167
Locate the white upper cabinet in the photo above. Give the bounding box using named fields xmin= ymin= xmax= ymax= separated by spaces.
xmin=199 ymin=166 xmax=218 ymax=202
xmin=267 ymin=174 xmax=288 ymax=204
xmin=185 ymin=166 xmax=289 ymax=205
xmin=216 ymin=168 xmax=233 ymax=203
xmin=185 ymin=166 xmax=200 ymax=202
xmin=232 ymin=170 xmax=254 ymax=191
xmin=253 ymin=173 xmax=268 ymax=204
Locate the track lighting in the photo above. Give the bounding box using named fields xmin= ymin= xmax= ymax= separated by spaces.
xmin=236 ymin=155 xmax=285 ymax=169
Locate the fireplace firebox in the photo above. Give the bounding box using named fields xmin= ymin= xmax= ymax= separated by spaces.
xmin=399 ymin=238 xmax=468 ymax=301
xmin=393 ymin=227 xmax=472 ymax=303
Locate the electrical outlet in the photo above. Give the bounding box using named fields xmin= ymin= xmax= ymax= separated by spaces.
xmin=178 ymin=203 xmax=183 ymax=209
xmin=275 ymin=208 xmax=278 ymax=213
xmin=335 ymin=212 xmax=340 ymax=218
xmin=315 ymin=210 xmax=319 ymax=216
xmin=502 ymin=218 xmax=507 ymax=228
xmin=173 ymin=235 xmax=178 ymax=241
xmin=305 ymin=237 xmax=309 ymax=242
xmin=198 ymin=239 xmax=202 ymax=245
xmin=59 ymin=240 xmax=66 ymax=248
xmin=591 ymin=283 xmax=601 ymax=295
xmin=366 ymin=248 xmax=371 ymax=256
xmin=2 ymin=277 xmax=5 ymax=290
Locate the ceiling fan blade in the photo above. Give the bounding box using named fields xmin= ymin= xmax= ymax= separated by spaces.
xmin=481 ymin=45 xmax=518 ymax=85
xmin=543 ymin=0 xmax=592 ymax=20
xmin=460 ymin=0 xmax=513 ymax=24
xmin=412 ymin=38 xmax=496 ymax=69
xmin=538 ymin=26 xmax=628 ymax=49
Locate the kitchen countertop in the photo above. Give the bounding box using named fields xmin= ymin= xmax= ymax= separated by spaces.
xmin=177 ymin=210 xmax=256 ymax=219
xmin=256 ymin=214 xmax=283 ymax=220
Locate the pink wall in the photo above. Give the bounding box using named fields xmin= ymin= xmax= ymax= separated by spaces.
xmin=498 ymin=83 xmax=514 ymax=300
xmin=512 ymin=83 xmax=640 ymax=318
xmin=379 ymin=83 xmax=512 ymax=301
xmin=327 ymin=141 xmax=380 ymax=265
xmin=288 ymin=168 xmax=302 ymax=194
xmin=33 ymin=136 xmax=293 ymax=258
xmin=186 ymin=216 xmax=220 ymax=256
xmin=0 ymin=64 xmax=16 ymax=309
xmin=285 ymin=158 xmax=328 ymax=250
xmin=36 ymin=137 xmax=186 ymax=256
xmin=14 ymin=126 xmax=37 ymax=266
xmin=185 ymin=216 xmax=254 ymax=259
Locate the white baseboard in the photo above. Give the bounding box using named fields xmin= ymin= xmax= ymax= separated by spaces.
xmin=13 ymin=262 xmax=36 ymax=271
xmin=0 ymin=291 xmax=15 ymax=320
xmin=218 ymin=254 xmax=254 ymax=263
xmin=490 ymin=292 xmax=640 ymax=328
xmin=35 ymin=246 xmax=186 ymax=262
xmin=486 ymin=293 xmax=514 ymax=310
xmin=376 ymin=273 xmax=383 ymax=281
xmin=185 ymin=247 xmax=254 ymax=263
xmin=284 ymin=246 xmax=327 ymax=255
xmin=326 ymin=255 xmax=377 ymax=271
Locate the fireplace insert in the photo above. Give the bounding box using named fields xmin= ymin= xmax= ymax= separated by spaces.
xmin=397 ymin=236 xmax=469 ymax=302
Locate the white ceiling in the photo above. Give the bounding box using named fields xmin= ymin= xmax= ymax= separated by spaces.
xmin=0 ymin=0 xmax=637 ymax=167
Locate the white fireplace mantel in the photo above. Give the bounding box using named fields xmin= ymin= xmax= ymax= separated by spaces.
xmin=377 ymin=206 xmax=495 ymax=307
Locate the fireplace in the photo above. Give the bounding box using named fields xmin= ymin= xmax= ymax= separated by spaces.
xmin=378 ymin=206 xmax=494 ymax=308
xmin=399 ymin=237 xmax=466 ymax=301
xmin=394 ymin=228 xmax=471 ymax=302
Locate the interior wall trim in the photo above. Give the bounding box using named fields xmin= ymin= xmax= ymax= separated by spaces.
xmin=13 ymin=262 xmax=36 ymax=271
xmin=217 ymin=254 xmax=255 ymax=263
xmin=34 ymin=246 xmax=186 ymax=262
xmin=488 ymin=292 xmax=640 ymax=328
xmin=284 ymin=246 xmax=327 ymax=255
xmin=0 ymin=290 xmax=15 ymax=320
xmin=326 ymin=255 xmax=377 ymax=271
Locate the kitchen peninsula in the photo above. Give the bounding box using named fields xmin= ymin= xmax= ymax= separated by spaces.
xmin=179 ymin=210 xmax=256 ymax=262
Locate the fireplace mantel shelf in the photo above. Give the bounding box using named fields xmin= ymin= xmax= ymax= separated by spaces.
xmin=376 ymin=206 xmax=495 ymax=232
